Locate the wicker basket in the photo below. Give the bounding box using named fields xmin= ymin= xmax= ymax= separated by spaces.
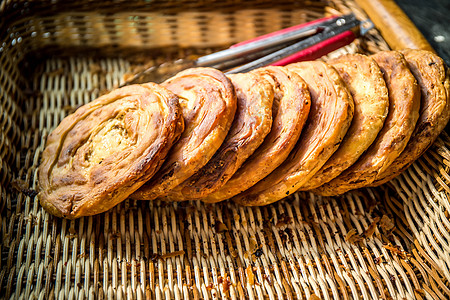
xmin=2 ymin=0 xmax=450 ymax=299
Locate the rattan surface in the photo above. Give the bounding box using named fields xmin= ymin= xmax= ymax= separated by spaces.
xmin=1 ymin=0 xmax=450 ymax=299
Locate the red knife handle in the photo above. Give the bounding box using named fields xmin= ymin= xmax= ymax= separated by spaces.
xmin=231 ymin=15 xmax=337 ymax=48
xmin=271 ymin=30 xmax=356 ymax=66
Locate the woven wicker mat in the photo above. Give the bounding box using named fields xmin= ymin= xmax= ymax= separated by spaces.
xmin=2 ymin=0 xmax=450 ymax=299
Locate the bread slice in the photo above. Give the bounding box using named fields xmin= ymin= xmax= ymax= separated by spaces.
xmin=300 ymin=54 xmax=389 ymax=190
xmin=202 ymin=66 xmax=310 ymax=203
xmin=131 ymin=68 xmax=237 ymax=200
xmin=166 ymin=72 xmax=274 ymax=200
xmin=38 ymin=83 xmax=183 ymax=218
xmin=315 ymin=50 xmax=421 ymax=195
xmin=234 ymin=61 xmax=353 ymax=205
xmin=370 ymin=49 xmax=450 ymax=186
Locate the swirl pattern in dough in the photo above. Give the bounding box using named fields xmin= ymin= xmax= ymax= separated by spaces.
xmin=235 ymin=61 xmax=354 ymax=205
xmin=166 ymin=73 xmax=274 ymax=200
xmin=132 ymin=68 xmax=237 ymax=200
xmin=38 ymin=83 xmax=183 ymax=218
xmin=371 ymin=49 xmax=450 ymax=186
xmin=315 ymin=50 xmax=421 ymax=195
xmin=301 ymin=54 xmax=389 ymax=190
xmin=205 ymin=66 xmax=311 ymax=203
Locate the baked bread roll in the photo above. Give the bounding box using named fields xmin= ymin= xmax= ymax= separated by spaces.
xmin=234 ymin=61 xmax=354 ymax=206
xmin=300 ymin=54 xmax=389 ymax=190
xmin=37 ymin=83 xmax=183 ymax=218
xmin=132 ymin=68 xmax=237 ymax=200
xmin=165 ymin=73 xmax=274 ymax=200
xmin=202 ymin=66 xmax=310 ymax=203
xmin=315 ymin=50 xmax=421 ymax=196
xmin=371 ymin=49 xmax=450 ymax=186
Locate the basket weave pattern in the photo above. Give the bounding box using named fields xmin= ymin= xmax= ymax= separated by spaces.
xmin=1 ymin=1 xmax=450 ymax=299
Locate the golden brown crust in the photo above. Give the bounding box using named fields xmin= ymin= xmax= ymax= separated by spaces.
xmin=165 ymin=73 xmax=274 ymax=200
xmin=370 ymin=49 xmax=450 ymax=186
xmin=315 ymin=50 xmax=421 ymax=196
xmin=234 ymin=61 xmax=354 ymax=206
xmin=300 ymin=54 xmax=389 ymax=190
xmin=38 ymin=83 xmax=183 ymax=218
xmin=131 ymin=67 xmax=237 ymax=200
xmin=202 ymin=66 xmax=310 ymax=203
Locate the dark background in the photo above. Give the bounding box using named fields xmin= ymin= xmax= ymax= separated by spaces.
xmin=395 ymin=0 xmax=450 ymax=65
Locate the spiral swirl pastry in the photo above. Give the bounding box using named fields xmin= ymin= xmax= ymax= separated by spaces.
xmin=166 ymin=72 xmax=274 ymax=200
xmin=316 ymin=51 xmax=421 ymax=195
xmin=300 ymin=54 xmax=389 ymax=191
xmin=132 ymin=68 xmax=237 ymax=200
xmin=371 ymin=49 xmax=450 ymax=186
xmin=235 ymin=61 xmax=354 ymax=205
xmin=38 ymin=83 xmax=183 ymax=218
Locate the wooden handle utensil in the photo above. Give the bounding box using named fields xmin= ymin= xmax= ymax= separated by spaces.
xmin=356 ymin=0 xmax=434 ymax=51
